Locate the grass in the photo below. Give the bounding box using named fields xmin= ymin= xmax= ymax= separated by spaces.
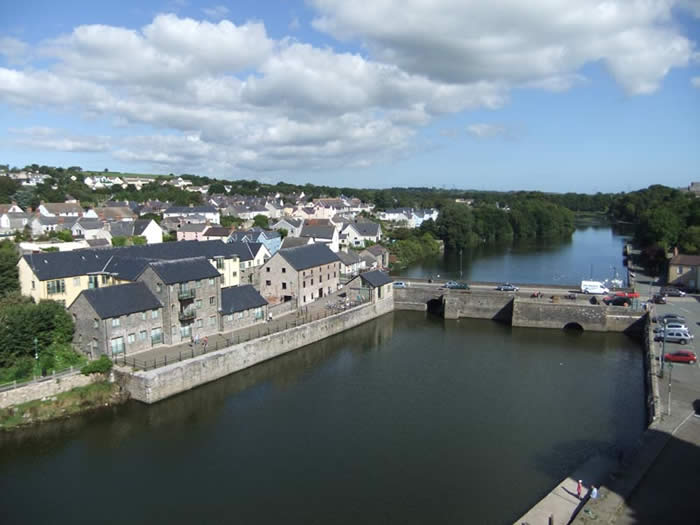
xmin=0 ymin=381 xmax=120 ymax=430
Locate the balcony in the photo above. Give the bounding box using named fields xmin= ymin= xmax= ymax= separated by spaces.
xmin=179 ymin=309 xmax=196 ymax=322
xmin=178 ymin=288 xmax=196 ymax=301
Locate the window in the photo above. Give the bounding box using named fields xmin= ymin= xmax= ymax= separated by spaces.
xmin=127 ymin=333 xmax=135 ymax=344
xmin=303 ymin=295 xmax=306 ymax=303
xmin=225 ymin=314 xmax=233 ymax=322
xmin=311 ymin=279 xmax=314 ymax=285
xmin=266 ymin=267 xmax=271 ymax=273
xmin=282 ymin=282 xmax=287 ymax=290
xmin=93 ymin=319 xmax=99 ymax=329
xmin=156 ymin=283 xmax=162 ymax=293
xmin=47 ymin=279 xmax=65 ymax=295
xmin=303 ymin=280 xmax=306 ymax=287
xmin=209 ymin=296 xmax=215 ymax=305
xmin=151 ymin=327 xmax=162 ymax=345
xmin=232 ymin=271 xmax=237 ymax=277
xmin=88 ymin=275 xmax=99 ymax=289
xmin=73 ymin=277 xmax=80 ymax=286
xmin=311 ymin=292 xmax=314 ymax=299
xmin=319 ymin=275 xmax=323 ymax=283
xmin=31 ymin=280 xmax=36 ymax=290
xmin=140 ymin=330 xmax=147 ymax=341
xmin=282 ymin=267 xmax=286 ymax=273
xmin=254 ymin=308 xmax=264 ymax=320
xmin=196 ymin=319 xmax=203 ymax=328
xmin=333 ymin=272 xmax=336 ymax=278
xmin=208 ymin=278 xmax=215 ymax=285
xmin=112 ymin=318 xmax=120 ymax=327
xmin=216 ymin=258 xmax=224 ymax=270
xmin=208 ymin=315 xmax=216 ymax=326
xmin=101 ymin=275 xmax=109 ymax=284
xmin=327 ymin=274 xmax=330 ymax=280
xmin=196 ymin=299 xmax=202 ymax=309
xmin=110 ymin=337 xmax=125 ymax=355
xmin=151 ymin=310 xmax=159 ymax=319
xmin=236 ymin=311 xmax=244 ymax=320
xmin=196 ymin=280 xmax=202 ymax=288
xmin=677 ymin=266 xmax=683 ymax=274
xmin=266 ymin=280 xmax=272 ymax=286
xmin=172 ymin=325 xmax=178 ymax=336
xmin=141 ymin=312 xmax=147 ymax=321
xmin=180 ymin=325 xmax=191 ymax=338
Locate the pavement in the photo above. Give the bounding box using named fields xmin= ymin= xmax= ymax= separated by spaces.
xmin=568 ymin=268 xmax=700 ymax=525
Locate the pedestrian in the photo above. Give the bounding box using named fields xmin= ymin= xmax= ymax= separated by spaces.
xmin=203 ymin=336 xmax=208 ymax=350
xmin=268 ymin=312 xmax=273 ymax=322
xmin=590 ymin=486 xmax=598 ymax=499
xmin=577 ymin=480 xmax=583 ymax=499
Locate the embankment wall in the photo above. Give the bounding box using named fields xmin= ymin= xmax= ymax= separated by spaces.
xmin=117 ymin=297 xmax=394 ymax=404
xmin=0 ymin=372 xmax=103 ymax=409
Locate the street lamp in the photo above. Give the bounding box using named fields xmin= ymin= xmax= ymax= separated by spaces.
xmin=34 ymin=337 xmax=38 ymax=360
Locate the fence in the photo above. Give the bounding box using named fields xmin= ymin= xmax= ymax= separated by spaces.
xmin=0 ymin=366 xmax=80 ymax=394
xmin=117 ymin=295 xmax=371 ymax=372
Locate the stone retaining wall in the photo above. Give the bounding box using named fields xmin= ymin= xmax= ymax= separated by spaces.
xmin=117 ymin=297 xmax=394 ymax=404
xmin=0 ymin=373 xmax=102 ymax=409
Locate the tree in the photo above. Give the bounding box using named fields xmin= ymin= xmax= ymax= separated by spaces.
xmin=221 ymin=215 xmax=243 ymax=228
xmin=112 ymin=236 xmax=127 ymax=247
xmin=278 ymin=228 xmax=288 ymax=239
xmin=56 ymin=230 xmax=73 ymax=242
xmin=208 ymin=182 xmax=226 ymax=195
xmin=253 ymin=214 xmax=269 ymax=229
xmin=0 ymin=240 xmax=19 ymax=296
xmin=132 ymin=236 xmax=147 ymax=245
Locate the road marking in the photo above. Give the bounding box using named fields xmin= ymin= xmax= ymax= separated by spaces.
xmin=679 ymin=307 xmax=691 ymax=314
xmin=672 ymin=410 xmax=696 ymax=435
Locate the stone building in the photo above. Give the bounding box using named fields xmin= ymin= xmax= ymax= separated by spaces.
xmin=345 ymin=270 xmax=393 ymax=304
xmin=260 ymin=243 xmax=341 ymax=307
xmin=220 ymin=285 xmax=268 ymax=332
xmin=69 ymin=282 xmax=164 ymax=358
xmin=667 ymin=254 xmax=700 ymax=291
xmin=138 ymin=257 xmax=222 ymax=345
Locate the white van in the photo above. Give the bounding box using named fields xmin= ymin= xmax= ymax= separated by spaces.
xmin=581 ymin=280 xmax=609 ymax=294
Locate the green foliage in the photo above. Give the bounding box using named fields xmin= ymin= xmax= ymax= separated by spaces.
xmin=0 ymin=299 xmax=74 ymax=372
xmin=278 ymin=228 xmax=288 ymax=239
xmin=388 ymin=232 xmax=441 ymax=268
xmin=81 ymin=355 xmax=113 ymax=375
xmin=162 ymin=233 xmax=176 ymax=242
xmin=55 ymin=230 xmax=73 ymax=242
xmin=132 ymin=236 xmax=147 ymax=245
xmin=253 ymin=214 xmax=269 ymax=229
xmin=140 ymin=213 xmax=161 ymax=224
xmin=221 ymin=215 xmax=243 ymax=228
xmin=208 ymin=182 xmax=226 ymax=194
xmin=0 ymin=240 xmax=19 ymax=296
xmin=0 ymin=176 xmax=20 ymax=203
xmin=112 ymin=236 xmax=127 ymax=247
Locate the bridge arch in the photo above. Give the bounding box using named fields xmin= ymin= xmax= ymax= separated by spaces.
xmin=563 ymin=322 xmax=584 ymax=332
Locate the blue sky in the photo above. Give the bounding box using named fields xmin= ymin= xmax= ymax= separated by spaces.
xmin=1 ymin=0 xmax=699 ymax=192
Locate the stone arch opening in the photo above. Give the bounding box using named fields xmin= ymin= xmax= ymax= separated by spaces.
xmin=564 ymin=322 xmax=584 ymax=332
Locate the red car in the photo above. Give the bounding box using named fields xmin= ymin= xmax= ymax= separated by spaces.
xmin=664 ymin=350 xmax=697 ymax=364
xmin=614 ymin=291 xmax=640 ymax=298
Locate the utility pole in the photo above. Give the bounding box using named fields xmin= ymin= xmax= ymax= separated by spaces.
xmin=668 ymin=363 xmax=673 ymax=416
xmin=460 ymin=249 xmax=463 ymax=279
xmin=660 ymin=319 xmax=667 ymax=378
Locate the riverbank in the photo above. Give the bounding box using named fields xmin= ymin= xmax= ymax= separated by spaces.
xmin=0 ymin=380 xmax=127 ymax=431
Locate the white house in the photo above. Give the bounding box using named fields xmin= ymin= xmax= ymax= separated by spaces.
xmin=341 ymin=221 xmax=382 ymax=248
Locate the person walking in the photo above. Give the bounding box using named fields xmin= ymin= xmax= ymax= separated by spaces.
xmin=577 ymin=480 xmax=583 ymax=499
xmin=590 ymin=486 xmax=598 ymax=499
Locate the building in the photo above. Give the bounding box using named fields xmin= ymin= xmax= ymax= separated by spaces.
xmin=202 ymin=226 xmax=233 ymax=242
xmin=163 ymin=205 xmax=220 ymax=224
xmin=71 ymin=218 xmax=106 ymax=239
xmin=229 ymin=228 xmax=282 ymax=256
xmin=360 ymin=244 xmax=390 ymax=269
xmin=668 ymin=254 xmax=700 ymax=291
xmin=139 ymin=258 xmax=222 ymax=345
xmin=37 ymin=201 xmax=84 ymax=217
xmin=220 ymin=285 xmax=268 ymax=332
xmin=260 ymin=243 xmax=341 ymax=306
xmin=271 ymin=217 xmax=303 ymax=237
xmin=107 ymin=219 xmax=163 ymax=244
xmin=281 ymin=236 xmax=312 ymax=249
xmin=341 ymin=221 xmax=382 ymax=248
xmin=18 ymin=240 xmax=245 ymax=306
xmin=345 ymin=270 xmax=393 ymax=304
xmin=176 ymin=223 xmax=208 ymax=241
xmin=300 ymin=221 xmax=340 ymax=252
xmin=337 ymin=250 xmax=364 ymax=277
xmin=69 ymin=282 xmax=163 ymax=358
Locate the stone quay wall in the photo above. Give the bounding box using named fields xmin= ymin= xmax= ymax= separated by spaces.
xmin=0 ymin=372 xmax=102 ymax=409
xmin=117 ymin=297 xmax=394 ymax=404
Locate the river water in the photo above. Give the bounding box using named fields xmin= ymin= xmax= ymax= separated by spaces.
xmin=0 ymin=224 xmax=645 ymax=524
xmin=398 ymin=221 xmax=630 ymax=285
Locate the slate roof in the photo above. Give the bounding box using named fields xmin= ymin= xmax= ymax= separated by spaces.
xmin=337 ymin=250 xmax=361 ymax=266
xmin=109 ymin=222 xmax=135 ymax=238
xmin=23 ymin=240 xmax=256 ymax=280
xmin=281 ymin=237 xmax=310 ymax=249
xmin=300 ymin=224 xmax=336 ymax=239
xmin=360 ymin=270 xmax=392 ymax=288
xmin=41 ymin=202 xmax=84 ymax=215
xmin=133 ymin=219 xmax=156 ymax=236
xmin=74 ymin=219 xmax=104 ymax=231
xmin=350 ymin=222 xmax=380 ymax=236
xmin=102 ymin=256 xmax=153 ymax=281
xmin=203 ymin=226 xmax=232 ymax=237
xmin=79 ymin=282 xmax=162 ymax=319
xmin=274 ymin=218 xmax=302 ymax=228
xmin=220 ymin=285 xmax=268 ymax=314
xmin=148 ymin=257 xmax=221 ymax=284
xmin=279 ymin=243 xmax=339 ymax=271
xmin=179 ymin=223 xmax=208 ymax=233
xmin=164 ymin=205 xmax=217 ymax=215
xmin=86 ymin=238 xmax=110 ymax=248
xmin=365 ymin=244 xmax=388 ymax=256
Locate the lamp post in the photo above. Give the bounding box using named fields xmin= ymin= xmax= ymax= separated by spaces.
xmin=660 ymin=319 xmax=667 ymax=378
xmin=34 ymin=337 xmax=38 ymax=360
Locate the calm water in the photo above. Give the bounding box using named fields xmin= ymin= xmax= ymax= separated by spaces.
xmin=0 ymin=311 xmax=644 ymax=524
xmin=398 ymin=223 xmax=630 ymax=285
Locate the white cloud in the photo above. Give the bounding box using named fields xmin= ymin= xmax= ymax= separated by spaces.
xmin=311 ymin=0 xmax=695 ymax=94
xmin=11 ymin=127 xmax=110 ymax=152
xmin=0 ymin=37 xmax=29 ymax=63
xmin=202 ymin=5 xmax=230 ymax=20
xmin=692 ymin=76 xmax=700 ymax=87
xmin=0 ymin=6 xmax=695 ymax=176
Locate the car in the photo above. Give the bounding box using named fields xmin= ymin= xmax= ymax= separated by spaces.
xmin=654 ymin=322 xmax=689 ymax=334
xmin=392 ymin=281 xmax=407 ymax=289
xmin=603 ymin=296 xmax=631 ymax=306
xmin=614 ymin=291 xmax=640 ymax=298
xmin=496 ymin=283 xmax=519 ymax=292
xmin=651 ymin=294 xmax=667 ymax=304
xmin=654 ymin=329 xmax=694 ymax=344
xmin=660 ymin=287 xmax=686 ymax=297
xmin=663 ymin=350 xmax=697 ymax=364
xmin=652 ymin=313 xmax=686 ymax=324
xmin=445 ymin=281 xmax=470 ymax=290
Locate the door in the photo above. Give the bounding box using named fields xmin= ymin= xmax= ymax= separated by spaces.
xmin=319 ymin=288 xmax=323 ymax=298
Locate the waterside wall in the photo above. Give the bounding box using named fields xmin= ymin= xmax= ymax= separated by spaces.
xmin=116 ymin=297 xmax=394 ymax=404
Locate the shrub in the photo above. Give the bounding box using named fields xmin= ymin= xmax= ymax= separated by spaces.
xmin=81 ymin=355 xmax=113 ymax=375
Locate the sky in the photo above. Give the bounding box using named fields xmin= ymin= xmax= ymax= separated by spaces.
xmin=0 ymin=0 xmax=699 ymax=193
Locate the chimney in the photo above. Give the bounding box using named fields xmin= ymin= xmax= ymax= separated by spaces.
xmin=673 ymin=246 xmax=679 ymax=257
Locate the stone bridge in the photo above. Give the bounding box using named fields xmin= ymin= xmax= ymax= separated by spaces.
xmin=394 ymin=285 xmax=646 ymax=334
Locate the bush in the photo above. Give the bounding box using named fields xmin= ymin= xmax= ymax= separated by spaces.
xmin=81 ymin=355 xmax=113 ymax=375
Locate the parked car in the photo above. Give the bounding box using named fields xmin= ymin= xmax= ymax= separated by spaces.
xmin=663 ymin=350 xmax=697 ymax=364
xmin=651 ymin=294 xmax=667 ymax=304
xmin=652 ymin=313 xmax=686 ymax=324
xmin=653 ymin=322 xmax=688 ymax=334
xmin=614 ymin=291 xmax=640 ymax=298
xmin=603 ymin=296 xmax=631 ymax=306
xmin=660 ymin=287 xmax=686 ymax=297
xmin=496 ymin=283 xmax=519 ymax=292
xmin=393 ymin=281 xmax=407 ymax=289
xmin=445 ymin=281 xmax=470 ymax=290
xmin=654 ymin=329 xmax=694 ymax=344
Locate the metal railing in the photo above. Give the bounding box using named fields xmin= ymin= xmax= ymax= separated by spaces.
xmin=178 ymin=309 xmax=196 ymax=321
xmin=118 ymin=295 xmax=373 ymax=372
xmin=178 ymin=288 xmax=196 ymax=300
xmin=0 ymin=366 xmax=80 ymax=393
